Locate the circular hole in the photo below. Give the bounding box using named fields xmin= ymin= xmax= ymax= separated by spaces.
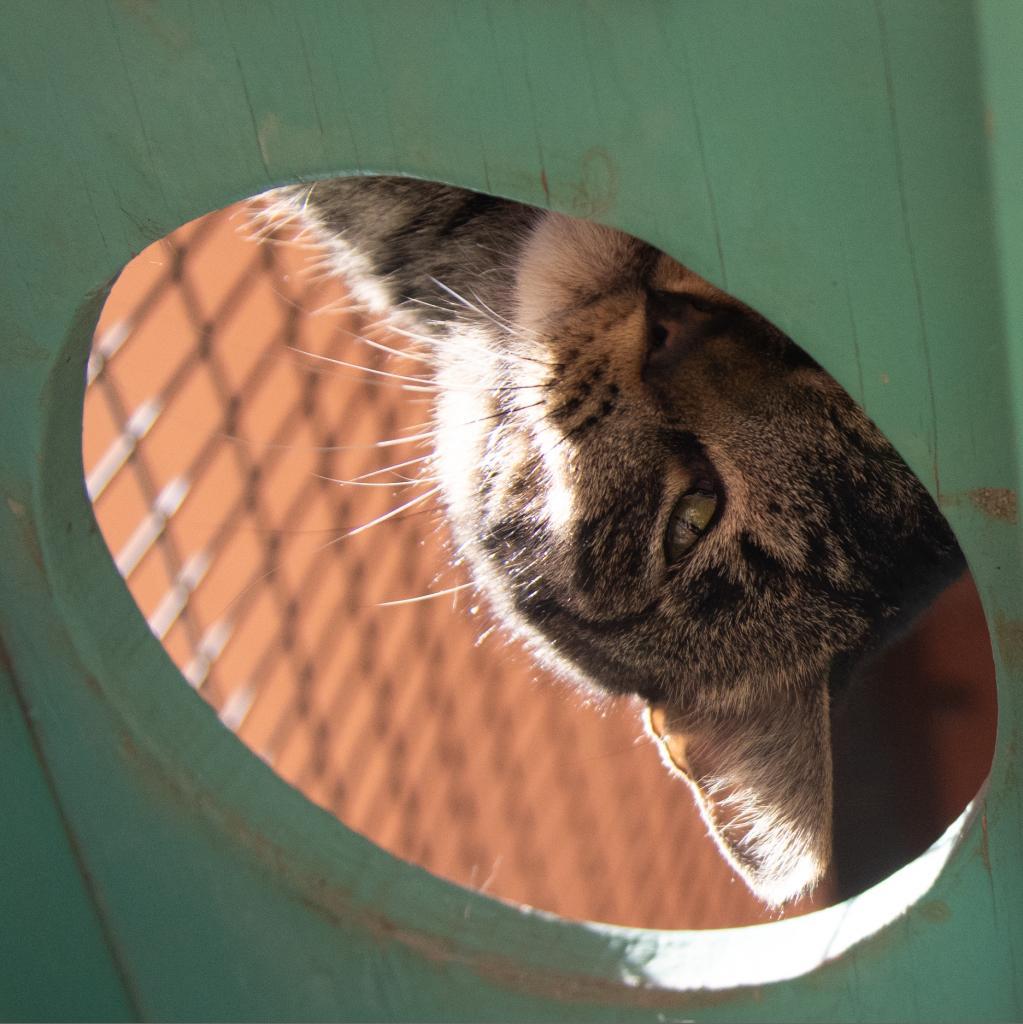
xmin=81 ymin=183 xmax=996 ymax=936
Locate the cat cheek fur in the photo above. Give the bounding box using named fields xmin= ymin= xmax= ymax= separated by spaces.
xmin=268 ymin=178 xmax=965 ymax=907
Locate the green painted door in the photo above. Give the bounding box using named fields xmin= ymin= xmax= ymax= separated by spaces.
xmin=2 ymin=2 xmax=1021 ymax=1020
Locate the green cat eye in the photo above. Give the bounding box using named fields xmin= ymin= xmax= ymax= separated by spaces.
xmin=665 ymin=489 xmax=718 ymax=564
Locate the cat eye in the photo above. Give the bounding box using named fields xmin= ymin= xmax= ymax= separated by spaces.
xmin=664 ymin=488 xmax=719 ymax=564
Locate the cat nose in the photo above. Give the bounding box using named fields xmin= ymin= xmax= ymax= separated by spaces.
xmin=644 ymin=317 xmax=689 ymax=376
xmin=642 ymin=293 xmax=716 ymax=380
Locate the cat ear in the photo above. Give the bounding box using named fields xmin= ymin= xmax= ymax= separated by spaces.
xmin=645 ymin=687 xmax=832 ymax=907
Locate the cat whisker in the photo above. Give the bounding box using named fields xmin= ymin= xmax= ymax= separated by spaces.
xmin=404 ymin=294 xmax=468 ymax=318
xmin=287 ymin=358 xmax=437 ymax=392
xmin=226 ymin=524 xmax=367 ymax=535
xmin=375 ymin=314 xmax=506 ymax=369
xmin=268 ymin=287 xmax=319 ymax=314
xmin=306 ymin=295 xmax=363 ymax=317
xmin=425 ymin=275 xmax=511 ymax=328
xmin=343 ymin=453 xmax=434 ymax=481
xmin=334 ymin=485 xmax=442 ymax=541
xmin=365 ymin=430 xmax=437 ymax=449
xmin=376 ymin=581 xmax=475 ymax=608
xmin=467 ymin=288 xmax=546 ymax=344
xmin=288 ymin=345 xmax=437 ymax=387
xmin=378 ymin=321 xmax=548 ymax=382
xmin=367 ymin=319 xmax=455 ymax=358
xmin=233 ymin=207 xmax=289 ymax=245
xmin=436 ymin=288 xmax=557 ymax=364
xmin=453 ymin=397 xmax=549 ymax=431
xmin=298 ymin=254 xmax=359 ymax=282
xmin=410 ymin=285 xmax=552 ymax=369
xmin=218 ymin=429 xmax=437 ymax=452
xmin=377 ymin=502 xmax=445 ymax=525
xmin=493 ymin=381 xmax=555 ymax=396
xmin=298 ymin=181 xmax=318 ymax=213
xmin=314 ymin=471 xmax=436 ymax=489
xmin=335 ymin=324 xmax=433 ymax=365
xmin=239 ymin=208 xmax=328 ymax=252
xmin=210 ymin=494 xmax=444 ymax=627
xmin=290 ymin=344 xmax=527 ymax=399
xmin=474 ymin=624 xmax=498 ymax=646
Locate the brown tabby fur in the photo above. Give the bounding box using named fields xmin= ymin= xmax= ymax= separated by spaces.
xmin=267 ymin=176 xmax=964 ymax=905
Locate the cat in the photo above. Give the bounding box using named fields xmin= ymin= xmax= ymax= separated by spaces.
xmin=265 ymin=176 xmax=964 ymax=907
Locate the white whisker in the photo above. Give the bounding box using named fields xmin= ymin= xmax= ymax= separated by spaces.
xmin=315 ymin=471 xmax=434 ymax=489
xmin=345 ymin=454 xmax=434 ymax=481
xmin=365 ymin=319 xmax=449 ymax=357
xmin=338 ymin=485 xmax=442 ymax=540
xmin=218 ymin=430 xmax=436 ymax=452
xmin=335 ymin=324 xmax=432 ymax=365
xmin=290 ymin=358 xmax=437 ymax=392
xmin=425 ymin=276 xmax=550 ymax=368
xmin=306 ymin=295 xmax=362 ymax=317
xmin=376 ymin=581 xmax=475 ymax=607
xmin=468 ymin=288 xmax=544 ymax=341
xmin=288 ymin=345 xmax=438 ymax=387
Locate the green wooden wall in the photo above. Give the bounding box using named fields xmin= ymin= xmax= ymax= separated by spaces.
xmin=2 ymin=2 xmax=1021 ymax=1020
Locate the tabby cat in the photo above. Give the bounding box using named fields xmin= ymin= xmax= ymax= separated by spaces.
xmin=269 ymin=177 xmax=963 ymax=906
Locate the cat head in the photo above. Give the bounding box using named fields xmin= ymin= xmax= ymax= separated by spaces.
xmin=434 ymin=212 xmax=963 ymax=905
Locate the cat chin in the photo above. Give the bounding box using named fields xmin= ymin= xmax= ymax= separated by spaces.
xmin=645 ymin=700 xmax=832 ymax=907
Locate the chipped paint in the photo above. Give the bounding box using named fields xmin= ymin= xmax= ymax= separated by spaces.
xmin=8 ymin=500 xmax=45 ymax=572
xmin=569 ymin=147 xmax=618 ymax=219
xmin=995 ymin=614 xmax=1023 ymax=672
xmin=978 ymin=812 xmax=992 ymax=874
xmin=969 ymin=487 xmax=1018 ymax=525
xmin=257 ymin=112 xmax=282 ymax=172
xmin=940 ymin=487 xmax=1019 ymax=525
xmin=917 ymin=900 xmax=951 ymax=924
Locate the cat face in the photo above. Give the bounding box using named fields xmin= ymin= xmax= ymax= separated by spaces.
xmin=286 ymin=177 xmax=964 ymax=906
xmin=433 ymin=213 xmax=962 ymax=905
